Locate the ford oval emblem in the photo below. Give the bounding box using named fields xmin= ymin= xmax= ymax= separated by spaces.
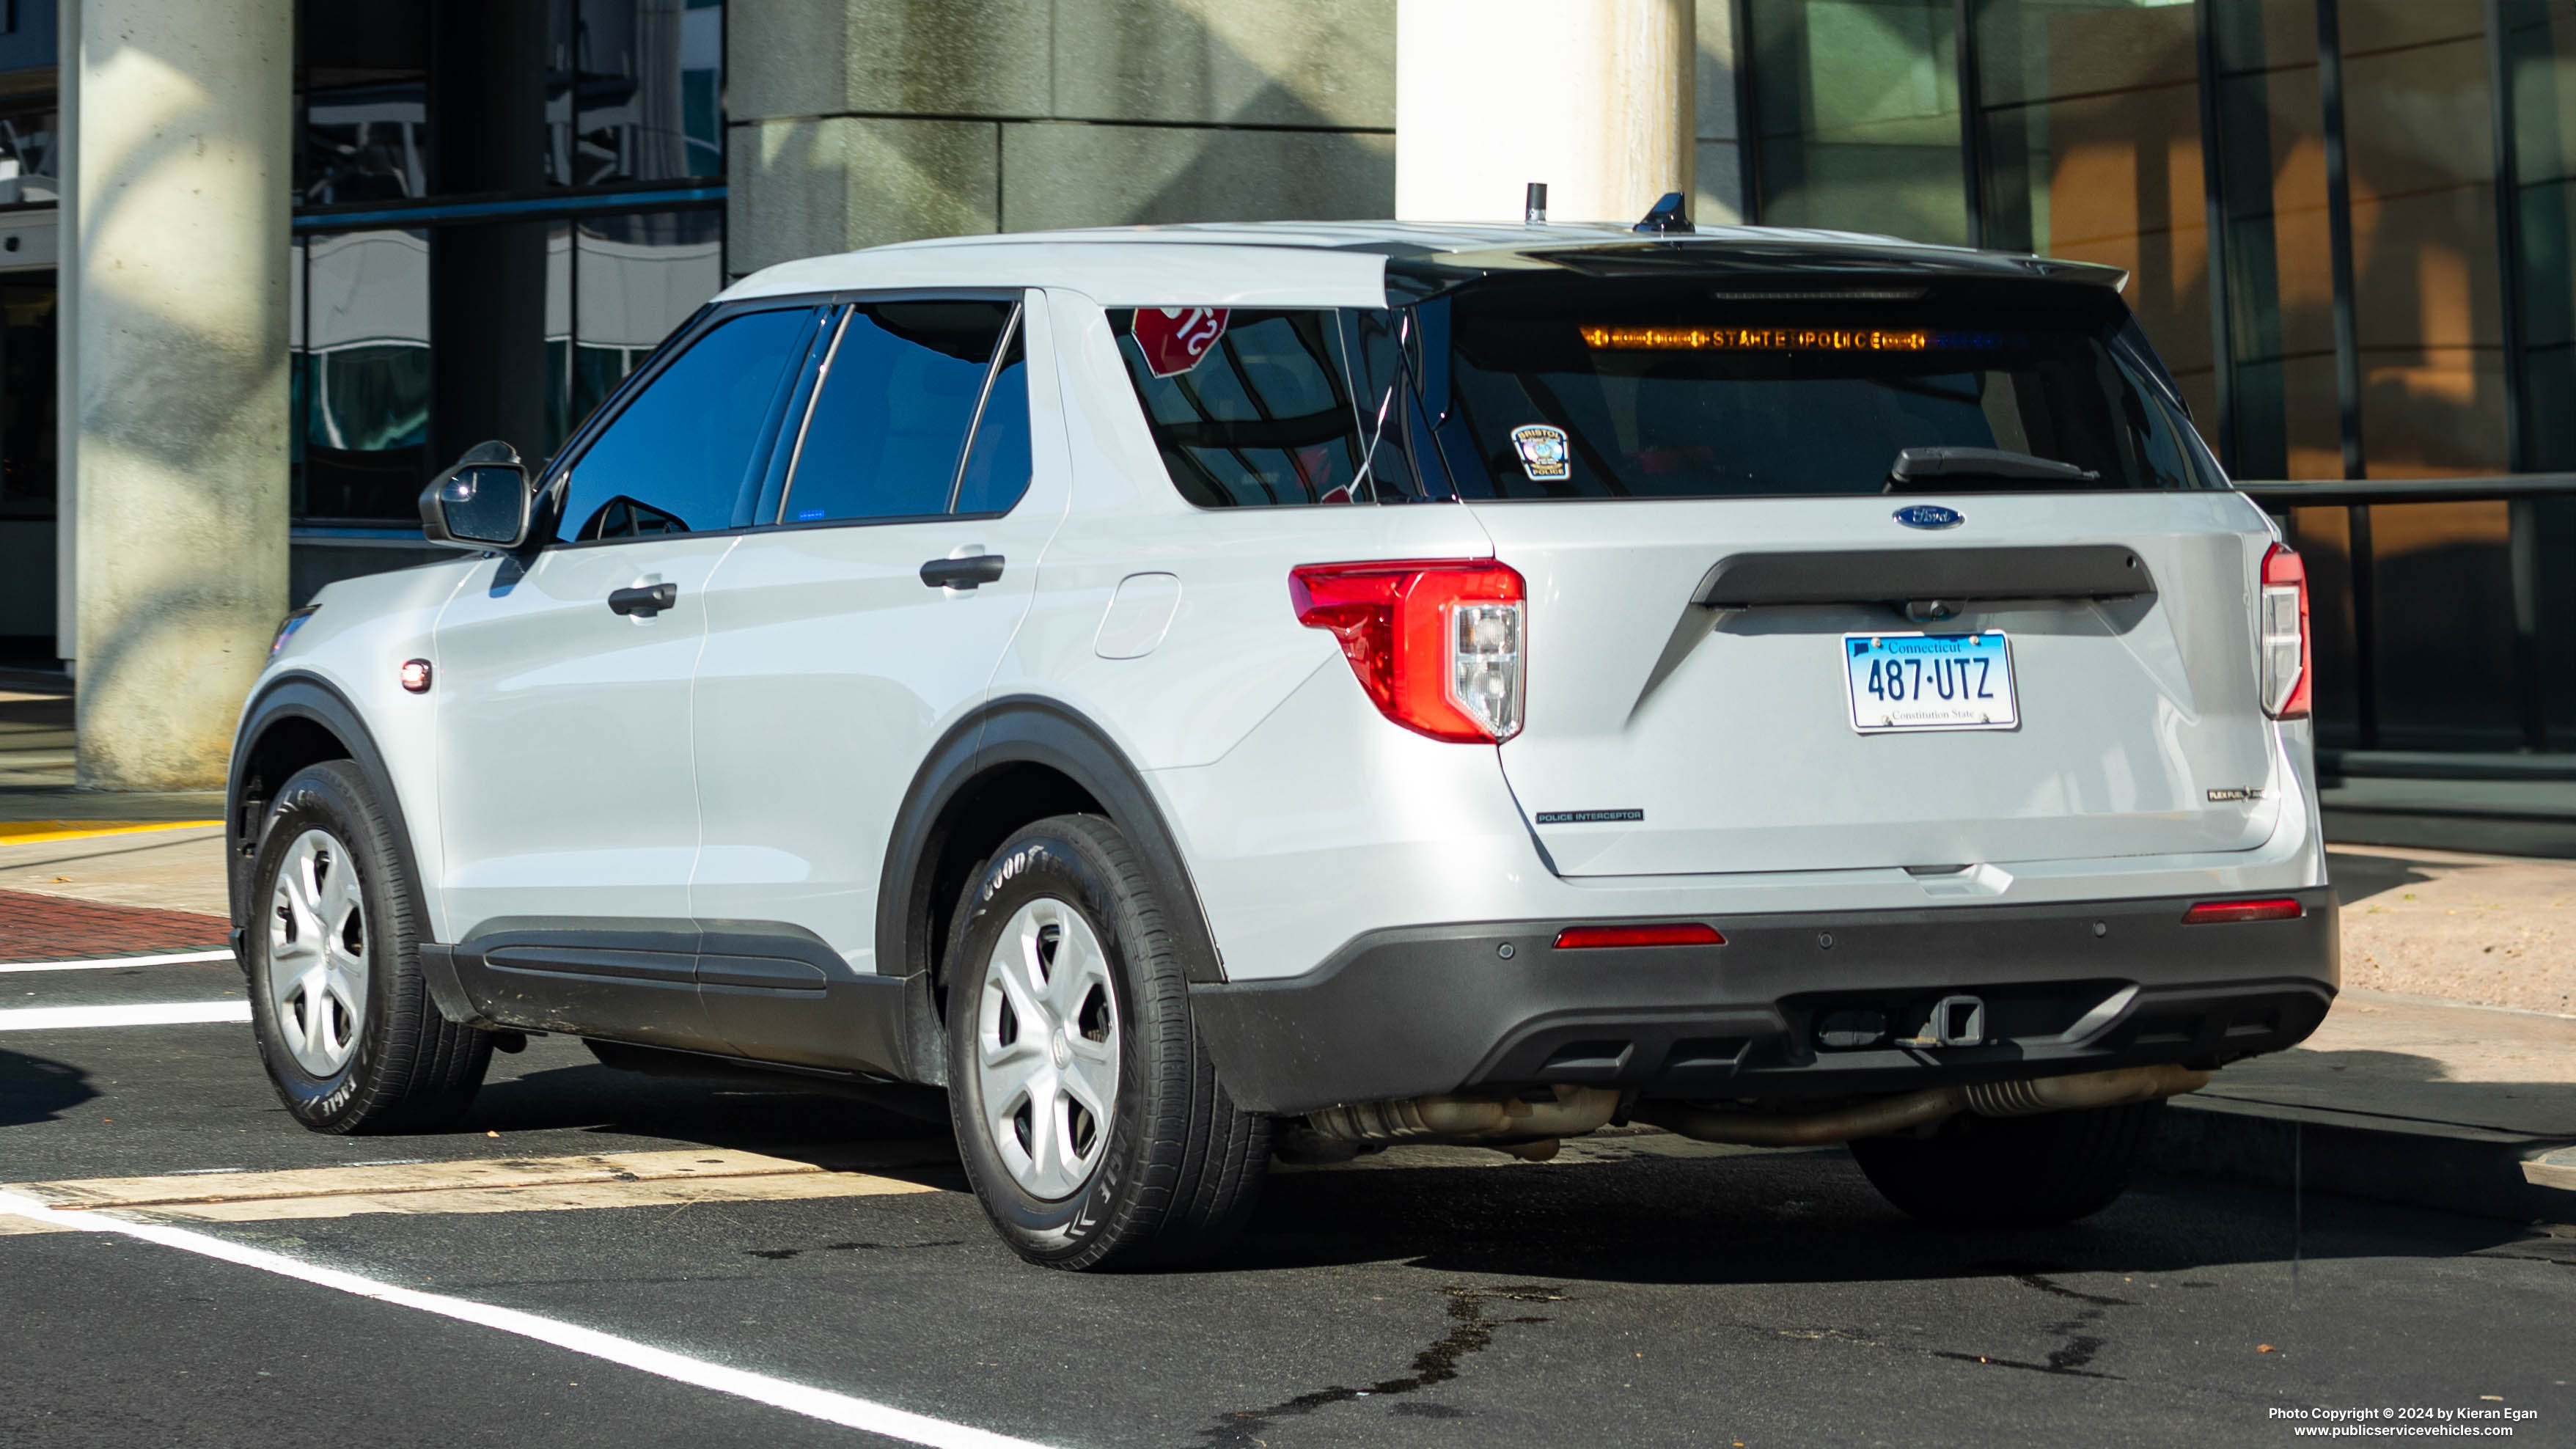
xmin=1893 ymin=505 xmax=1964 ymax=530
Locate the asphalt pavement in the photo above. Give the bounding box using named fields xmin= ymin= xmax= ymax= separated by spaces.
xmin=4 ymin=954 xmax=2572 ymax=1448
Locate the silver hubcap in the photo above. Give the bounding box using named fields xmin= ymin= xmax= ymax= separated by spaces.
xmin=975 ymin=896 xmax=1121 ymax=1200
xmin=267 ymin=828 xmax=370 ymax=1076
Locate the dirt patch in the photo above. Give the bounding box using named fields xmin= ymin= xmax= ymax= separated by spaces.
xmin=2332 ymin=846 xmax=2576 ymax=1017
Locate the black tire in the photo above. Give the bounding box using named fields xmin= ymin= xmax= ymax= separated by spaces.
xmin=944 ymin=815 xmax=1269 ymax=1270
xmin=245 ymin=760 xmax=491 ymax=1133
xmin=1849 ymin=1101 xmax=2164 ymax=1227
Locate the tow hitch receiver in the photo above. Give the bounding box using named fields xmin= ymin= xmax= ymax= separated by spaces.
xmin=1898 ymin=994 xmax=1987 ymax=1049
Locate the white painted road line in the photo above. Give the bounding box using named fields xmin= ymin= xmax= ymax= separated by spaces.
xmin=0 ymin=949 xmax=235 ymax=973
xmin=0 ymin=1001 xmax=251 ymax=1031
xmin=0 ymin=1190 xmax=1059 ymax=1449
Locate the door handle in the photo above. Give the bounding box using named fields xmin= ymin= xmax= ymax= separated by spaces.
xmin=920 ymin=554 xmax=1006 ymax=590
xmin=608 ymin=582 xmax=678 ymax=617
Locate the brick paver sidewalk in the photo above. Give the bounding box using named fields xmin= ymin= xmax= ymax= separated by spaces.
xmin=0 ymin=887 xmax=232 ymax=963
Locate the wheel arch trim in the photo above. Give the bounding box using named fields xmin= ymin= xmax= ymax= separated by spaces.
xmin=877 ymin=692 xmax=1226 ymax=998
xmin=227 ymin=672 xmax=470 ymax=1021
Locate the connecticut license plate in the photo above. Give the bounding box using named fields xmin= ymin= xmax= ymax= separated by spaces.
xmin=1843 ymin=631 xmax=2019 ymax=733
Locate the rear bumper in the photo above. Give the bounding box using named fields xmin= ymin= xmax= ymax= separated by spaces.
xmin=1189 ymin=888 xmax=2338 ymax=1115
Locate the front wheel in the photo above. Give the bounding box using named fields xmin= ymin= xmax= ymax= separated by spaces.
xmin=246 ymin=760 xmax=491 ymax=1133
xmin=1849 ymin=1101 xmax=2164 ymax=1227
xmin=945 ymin=815 xmax=1269 ymax=1270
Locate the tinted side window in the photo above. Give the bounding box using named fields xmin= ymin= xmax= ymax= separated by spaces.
xmin=954 ymin=320 xmax=1030 ymax=515
xmin=780 ymin=301 xmax=1012 ymax=524
xmin=557 ymin=307 xmax=814 ymax=541
xmin=1109 ymin=309 xmax=1382 ymax=507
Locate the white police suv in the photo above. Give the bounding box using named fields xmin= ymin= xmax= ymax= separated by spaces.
xmin=230 ymin=216 xmax=2335 ymax=1269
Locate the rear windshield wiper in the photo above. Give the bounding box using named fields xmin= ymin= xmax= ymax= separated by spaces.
xmin=1886 ymin=446 xmax=2101 ymax=493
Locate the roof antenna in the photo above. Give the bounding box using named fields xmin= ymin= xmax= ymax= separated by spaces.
xmin=1634 ymin=191 xmax=1693 ymax=234
xmin=1524 ymin=182 xmax=1548 ymax=224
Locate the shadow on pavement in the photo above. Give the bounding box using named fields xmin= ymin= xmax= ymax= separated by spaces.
xmin=2327 ymin=848 xmax=2437 ymax=906
xmin=1229 ymin=1142 xmax=2536 ymax=1288
xmin=0 ymin=1046 xmax=98 ymax=1127
xmin=460 ymin=1060 xmax=950 ymax=1158
xmin=2204 ymin=1044 xmax=2576 ymax=1137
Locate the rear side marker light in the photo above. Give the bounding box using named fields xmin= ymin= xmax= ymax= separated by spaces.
xmin=1553 ymin=923 xmax=1725 ymax=950
xmin=1290 ymin=559 xmax=1526 ymax=743
xmin=2182 ymin=898 xmax=2302 ymax=925
xmin=2258 ymin=543 xmax=2311 ymax=720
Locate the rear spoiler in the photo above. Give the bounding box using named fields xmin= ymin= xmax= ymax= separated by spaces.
xmin=1695 ymin=546 xmax=2154 ymax=609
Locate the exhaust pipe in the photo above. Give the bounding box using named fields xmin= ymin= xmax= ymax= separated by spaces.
xmin=1295 ymin=1065 xmax=2214 ymax=1159
xmin=1637 ymin=1063 xmax=2213 ymax=1148
xmin=1305 ymin=1084 xmax=1621 ymax=1145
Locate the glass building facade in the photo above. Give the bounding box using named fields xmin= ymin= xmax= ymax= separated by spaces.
xmin=0 ymin=0 xmax=728 ymax=653
xmin=293 ymin=0 xmax=727 ymax=527
xmin=1739 ymin=0 xmax=2576 ymax=754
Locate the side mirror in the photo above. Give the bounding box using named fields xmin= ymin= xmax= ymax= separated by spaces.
xmin=419 ymin=441 xmax=535 ymax=550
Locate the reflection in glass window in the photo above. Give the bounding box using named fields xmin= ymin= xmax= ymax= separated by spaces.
xmin=782 ymin=304 xmax=1013 ymax=524
xmin=0 ymin=278 xmax=55 ymax=521
xmin=300 ymin=85 xmax=428 ymax=205
xmin=1748 ymin=0 xmax=1970 ymax=246
xmin=1109 ymin=309 xmax=1378 ymax=507
xmin=1974 ymin=0 xmax=2213 ymax=427
xmin=568 ymin=0 xmax=726 ymax=186
xmin=2341 ymin=0 xmax=2508 ymax=479
xmin=572 ymin=210 xmax=722 ymax=431
xmin=557 ymin=307 xmax=811 ymax=541
xmin=2508 ymin=0 xmax=2576 ymax=473
xmin=955 ymin=323 xmax=1032 ymax=515
xmin=0 ymin=107 xmax=58 ymax=207
xmin=2206 ymin=1 xmax=2341 ymax=480
xmin=301 ymin=230 xmax=432 ymax=521
xmin=298 ymin=0 xmax=431 ymax=203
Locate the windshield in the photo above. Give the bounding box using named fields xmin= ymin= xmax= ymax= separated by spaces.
xmin=1423 ymin=278 xmax=2215 ymax=500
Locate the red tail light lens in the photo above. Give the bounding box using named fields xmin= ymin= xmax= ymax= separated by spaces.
xmin=2182 ymin=898 xmax=2304 ymax=925
xmin=1290 ymin=560 xmax=1527 ymax=743
xmin=1553 ymin=923 xmax=1725 ymax=949
xmin=2259 ymin=543 xmax=2311 ymax=719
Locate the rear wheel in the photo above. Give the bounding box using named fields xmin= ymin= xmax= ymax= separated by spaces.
xmin=945 ymin=815 xmax=1269 ymax=1270
xmin=1849 ymin=1101 xmax=2163 ymax=1227
xmin=246 ymin=761 xmax=491 ymax=1133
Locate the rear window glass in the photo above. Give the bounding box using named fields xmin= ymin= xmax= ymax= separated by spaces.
xmin=1109 ymin=309 xmax=1398 ymax=507
xmin=1428 ymin=280 xmax=2214 ymax=499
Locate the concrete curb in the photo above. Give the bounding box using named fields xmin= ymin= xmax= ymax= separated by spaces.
xmin=2147 ymin=1094 xmax=2576 ymax=1222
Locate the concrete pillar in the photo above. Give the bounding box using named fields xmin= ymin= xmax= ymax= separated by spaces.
xmin=68 ymin=0 xmax=293 ymax=789
xmin=1395 ymin=0 xmax=1695 ymax=225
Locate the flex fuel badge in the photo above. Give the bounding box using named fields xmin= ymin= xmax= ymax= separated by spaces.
xmin=1132 ymin=307 xmax=1230 ymax=377
xmin=1512 ymin=423 xmax=1571 ymax=482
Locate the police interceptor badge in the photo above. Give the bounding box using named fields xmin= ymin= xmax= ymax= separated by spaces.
xmin=1512 ymin=424 xmax=1571 ymax=483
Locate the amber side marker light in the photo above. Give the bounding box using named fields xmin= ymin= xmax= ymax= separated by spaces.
xmin=400 ymin=659 xmax=433 ymax=694
xmin=1554 ymin=923 xmax=1725 ymax=950
xmin=2181 ymin=898 xmax=2302 ymax=925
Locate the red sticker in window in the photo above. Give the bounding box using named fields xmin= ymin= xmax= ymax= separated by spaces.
xmin=1132 ymin=307 xmax=1230 ymax=378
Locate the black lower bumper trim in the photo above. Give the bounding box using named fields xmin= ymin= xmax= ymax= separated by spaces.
xmin=1189 ymin=889 xmax=2338 ymax=1115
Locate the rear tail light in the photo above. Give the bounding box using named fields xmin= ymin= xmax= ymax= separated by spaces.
xmin=2258 ymin=543 xmax=2311 ymax=719
xmin=1289 ymin=560 xmax=1526 ymax=742
xmin=1553 ymin=922 xmax=1725 ymax=949
xmin=2182 ymin=898 xmax=2303 ymax=925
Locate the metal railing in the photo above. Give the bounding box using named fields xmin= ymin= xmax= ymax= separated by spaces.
xmin=2237 ymin=475 xmax=2576 ymax=752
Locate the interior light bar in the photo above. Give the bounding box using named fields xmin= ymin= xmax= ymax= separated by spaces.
xmin=1577 ymin=326 xmax=2027 ymax=353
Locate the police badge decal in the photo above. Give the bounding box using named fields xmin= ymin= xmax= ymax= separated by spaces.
xmin=1512 ymin=423 xmax=1571 ymax=483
